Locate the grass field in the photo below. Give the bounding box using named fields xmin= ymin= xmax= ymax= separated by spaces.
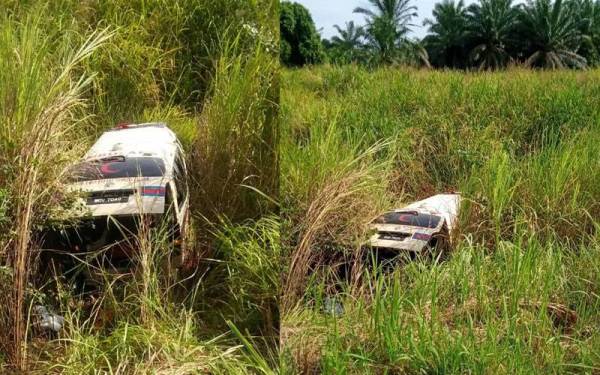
xmin=0 ymin=1 xmax=279 ymax=372
xmin=280 ymin=65 xmax=600 ymax=374
xmin=3 ymin=2 xmax=600 ymax=373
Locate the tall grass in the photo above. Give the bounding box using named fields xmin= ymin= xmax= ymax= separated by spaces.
xmin=281 ymin=121 xmax=393 ymax=310
xmin=283 ymin=238 xmax=600 ymax=373
xmin=0 ymin=0 xmax=280 ymax=372
xmin=190 ymin=34 xmax=279 ymax=224
xmin=31 ymin=218 xmax=277 ymax=374
xmin=0 ymin=14 xmax=110 ymax=368
xmin=281 ymin=65 xmax=600 ymax=373
xmin=210 ymin=216 xmax=281 ymax=335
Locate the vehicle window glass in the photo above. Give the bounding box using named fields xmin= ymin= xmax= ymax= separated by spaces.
xmin=374 ymin=212 xmax=441 ymax=228
xmin=69 ymin=157 xmax=165 ymax=182
xmin=174 ymin=154 xmax=186 ymax=206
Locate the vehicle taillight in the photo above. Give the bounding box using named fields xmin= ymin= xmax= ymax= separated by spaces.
xmin=115 ymin=122 xmax=131 ymax=129
xmin=412 ymin=232 xmax=431 ymax=241
xmin=141 ymin=186 xmax=166 ymax=197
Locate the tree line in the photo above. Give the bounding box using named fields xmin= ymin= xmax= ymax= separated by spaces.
xmin=280 ymin=0 xmax=600 ymax=69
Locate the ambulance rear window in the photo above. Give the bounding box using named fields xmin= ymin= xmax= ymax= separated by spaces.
xmin=373 ymin=211 xmax=441 ymax=228
xmin=70 ymin=157 xmax=165 ymax=182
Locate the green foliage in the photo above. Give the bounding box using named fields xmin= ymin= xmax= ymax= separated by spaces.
xmin=0 ymin=189 xmax=9 ymax=234
xmin=467 ymin=0 xmax=520 ymax=70
xmin=281 ymin=66 xmax=600 ymax=372
xmin=0 ymin=12 xmax=109 ymax=366
xmin=284 ymin=239 xmax=600 ymax=373
xmin=280 ymin=1 xmax=325 ymax=66
xmin=354 ymin=0 xmax=429 ymax=66
xmin=190 ymin=35 xmax=279 ymax=223
xmin=519 ymin=0 xmax=587 ymax=68
xmin=0 ymin=0 xmax=278 ymax=122
xmin=423 ymin=0 xmax=470 ymax=69
xmin=574 ymin=0 xmax=600 ymax=65
xmin=328 ymin=22 xmax=367 ymax=64
xmin=206 ymin=216 xmax=281 ymax=335
xmin=321 ymin=0 xmax=600 ymax=70
xmin=33 ymin=219 xmax=275 ymax=374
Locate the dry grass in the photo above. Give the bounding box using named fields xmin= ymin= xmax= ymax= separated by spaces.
xmin=281 ymin=131 xmax=393 ymax=312
xmin=0 ymin=16 xmax=110 ymax=368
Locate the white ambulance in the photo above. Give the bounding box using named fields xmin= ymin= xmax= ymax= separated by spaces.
xmin=64 ymin=122 xmax=189 ymax=253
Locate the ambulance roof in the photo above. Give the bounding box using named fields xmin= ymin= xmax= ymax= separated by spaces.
xmin=84 ymin=123 xmax=180 ymax=170
xmin=402 ymin=194 xmax=461 ymax=232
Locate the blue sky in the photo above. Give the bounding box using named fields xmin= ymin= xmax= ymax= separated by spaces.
xmin=294 ymin=0 xmax=476 ymax=39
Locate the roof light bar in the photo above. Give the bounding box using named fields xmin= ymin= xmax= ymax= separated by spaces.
xmin=115 ymin=122 xmax=131 ymax=129
xmin=112 ymin=122 xmax=167 ymax=131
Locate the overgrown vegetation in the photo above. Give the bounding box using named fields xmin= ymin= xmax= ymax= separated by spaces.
xmin=280 ymin=1 xmax=326 ymax=66
xmin=280 ymin=65 xmax=600 ymax=373
xmin=0 ymin=0 xmax=279 ymax=372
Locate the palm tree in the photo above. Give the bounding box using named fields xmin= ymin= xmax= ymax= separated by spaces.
xmin=519 ymin=0 xmax=587 ymax=68
xmin=353 ymin=0 xmax=419 ymax=64
xmin=571 ymin=0 xmax=600 ymax=66
xmin=400 ymin=39 xmax=432 ymax=68
xmin=354 ymin=0 xmax=417 ymax=31
xmin=423 ymin=0 xmax=470 ymax=68
xmin=329 ymin=21 xmax=366 ymax=63
xmin=466 ymin=0 xmax=520 ymax=70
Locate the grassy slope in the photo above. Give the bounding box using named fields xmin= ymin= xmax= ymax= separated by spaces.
xmin=281 ymin=65 xmax=600 ymax=374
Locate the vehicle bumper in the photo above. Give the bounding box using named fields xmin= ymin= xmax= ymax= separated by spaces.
xmin=43 ymin=214 xmax=162 ymax=258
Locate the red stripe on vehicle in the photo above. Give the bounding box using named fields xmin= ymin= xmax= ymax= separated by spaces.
xmin=412 ymin=232 xmax=431 ymax=241
xmin=141 ymin=186 xmax=165 ymax=196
